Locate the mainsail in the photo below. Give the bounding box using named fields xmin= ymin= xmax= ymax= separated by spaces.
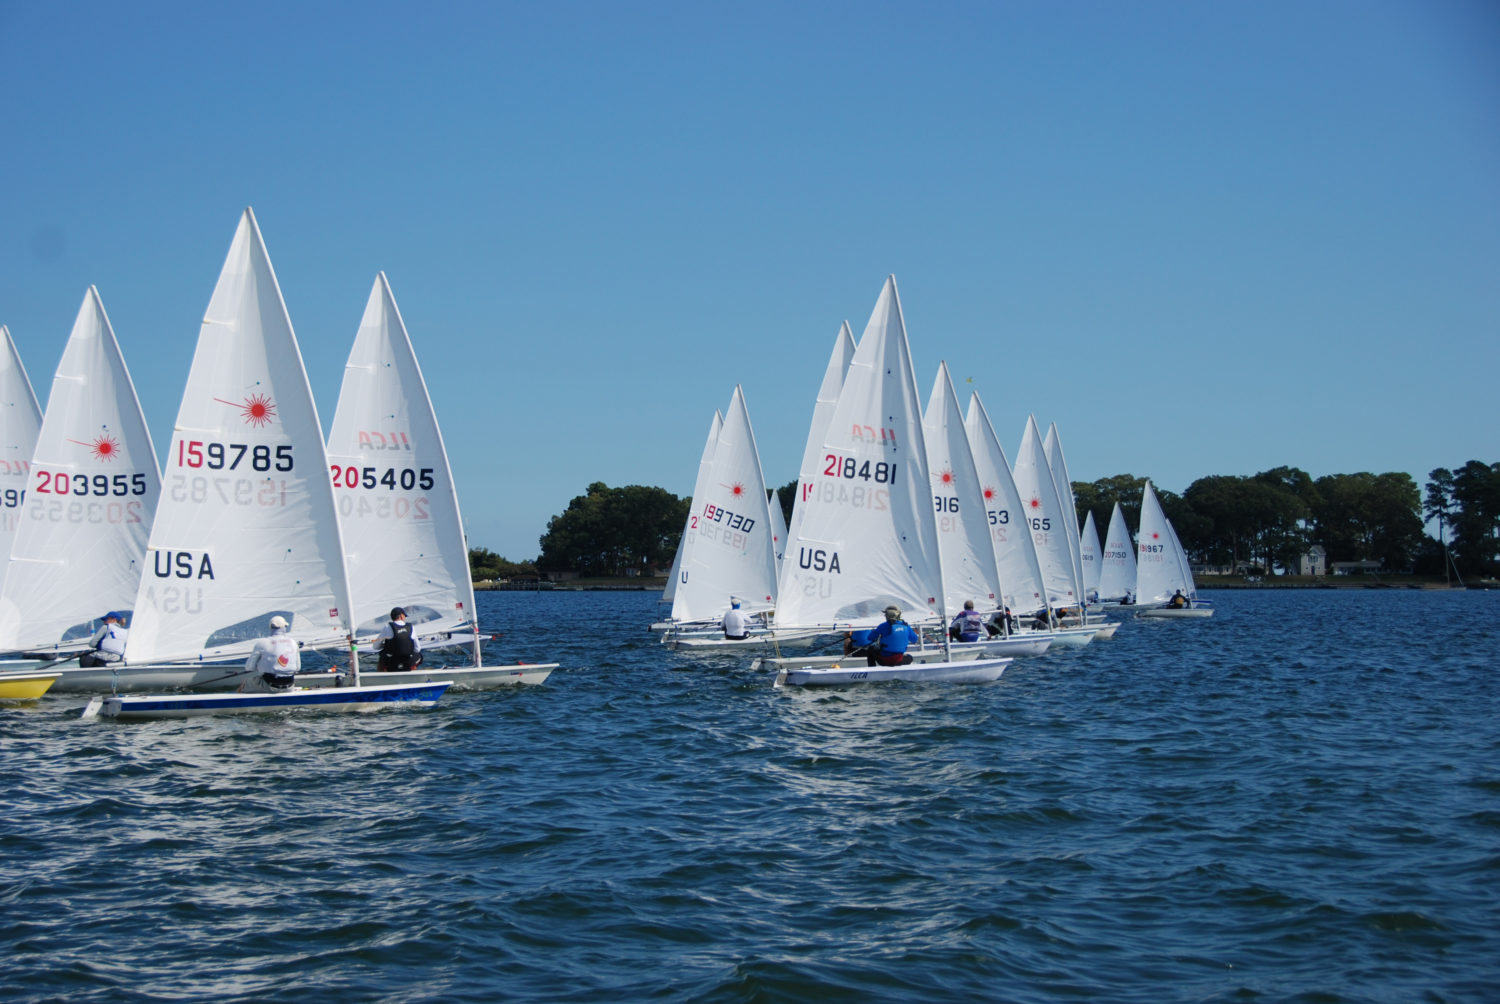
xmin=0 ymin=288 xmax=159 ymax=651
xmin=124 ymin=208 xmax=353 ymax=664
xmin=1097 ymin=501 xmax=1137 ymax=601
xmin=776 ymin=276 xmax=943 ymax=629
xmin=0 ymin=325 xmax=42 ymax=591
xmin=671 ymin=387 xmax=777 ymax=621
xmin=1012 ymin=415 xmax=1080 ymax=607
xmin=923 ymin=362 xmax=1000 ymax=616
xmin=965 ymin=392 xmax=1049 ymax=615
xmin=327 ymin=272 xmax=474 ymax=640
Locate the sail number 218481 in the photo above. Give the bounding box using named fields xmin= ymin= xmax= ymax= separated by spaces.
xmin=823 ymin=455 xmax=898 ymax=484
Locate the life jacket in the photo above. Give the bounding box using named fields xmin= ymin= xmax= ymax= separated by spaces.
xmin=98 ymin=624 xmax=128 ymax=657
xmin=264 ymin=633 xmax=300 ymax=674
xmin=382 ymin=621 xmax=415 ymax=658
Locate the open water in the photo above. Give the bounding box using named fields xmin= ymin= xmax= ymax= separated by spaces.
xmin=2 ymin=589 xmax=1498 ymax=1003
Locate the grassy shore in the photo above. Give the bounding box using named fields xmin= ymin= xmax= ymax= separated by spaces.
xmin=479 ymin=575 xmax=1480 ymax=592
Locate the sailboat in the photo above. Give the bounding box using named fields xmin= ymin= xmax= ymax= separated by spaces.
xmin=82 ymin=208 xmax=451 ymax=717
xmin=0 ymin=669 xmax=57 ymax=699
xmin=1096 ymin=501 xmax=1137 ymax=603
xmin=1135 ymin=480 xmax=1213 ymax=618
xmin=663 ymin=386 xmax=790 ymax=651
xmin=652 ymin=411 xmax=720 ymax=634
xmin=923 ymin=365 xmax=1049 ymax=659
xmin=1010 ymin=416 xmax=1093 ymax=648
xmin=319 ymin=273 xmax=553 ymax=687
xmin=0 ymin=288 xmax=160 ymax=681
xmin=772 ymin=277 xmax=1010 ymax=686
xmin=1080 ymin=510 xmax=1102 ymax=603
xmin=0 ymin=325 xmax=43 ymax=593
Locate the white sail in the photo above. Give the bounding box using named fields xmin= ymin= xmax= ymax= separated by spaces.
xmin=1043 ymin=422 xmax=1086 ymax=604
xmin=1136 ymin=480 xmax=1197 ymax=604
xmin=965 ymin=393 xmax=1049 ymax=615
xmin=786 ymin=320 xmax=856 ymax=551
xmin=923 ymin=362 xmax=1000 ymax=616
xmin=124 ymin=208 xmax=353 ymax=664
xmin=1080 ymin=509 xmax=1102 ymax=602
xmin=777 ymin=275 xmax=944 ymax=629
xmin=665 ymin=411 xmax=720 ymax=613
xmin=0 ymin=325 xmax=43 ymax=589
xmin=671 ymin=387 xmax=777 ymax=621
xmin=768 ymin=489 xmax=788 ymax=572
xmin=1097 ymin=501 xmax=1137 ymax=601
xmin=0 ymin=288 xmax=160 ymax=651
xmin=326 ymin=272 xmax=473 ymax=640
xmin=1011 ymin=415 xmax=1079 ymax=607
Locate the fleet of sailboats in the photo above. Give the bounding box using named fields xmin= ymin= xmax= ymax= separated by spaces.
xmin=2 ymin=222 xmax=1213 ymax=712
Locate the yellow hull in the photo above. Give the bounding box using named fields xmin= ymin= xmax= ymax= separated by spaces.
xmin=0 ymin=672 xmax=60 ymax=699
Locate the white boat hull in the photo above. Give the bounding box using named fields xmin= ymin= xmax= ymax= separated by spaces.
xmin=48 ymin=662 xmax=255 ymax=694
xmin=665 ymin=628 xmax=825 ymax=651
xmin=1091 ymin=621 xmax=1120 ymax=639
xmin=774 ymin=657 xmax=1011 ymax=687
xmin=1138 ymin=605 xmax=1214 ymax=619
xmin=1037 ymin=626 xmax=1097 ymax=649
xmin=82 ymin=680 xmax=452 ymax=720
xmin=296 ymin=663 xmax=555 ymax=689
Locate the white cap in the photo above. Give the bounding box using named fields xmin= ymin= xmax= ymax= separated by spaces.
xmin=269 ymin=615 xmax=289 ymax=629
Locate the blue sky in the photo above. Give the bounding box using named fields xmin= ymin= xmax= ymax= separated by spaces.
xmin=2 ymin=1 xmax=1496 ymax=559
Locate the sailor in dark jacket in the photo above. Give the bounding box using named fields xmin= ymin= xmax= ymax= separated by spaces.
xmin=376 ymin=607 xmax=424 ymax=672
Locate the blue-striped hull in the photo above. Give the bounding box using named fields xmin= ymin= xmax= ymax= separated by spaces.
xmin=87 ymin=681 xmax=451 ymax=720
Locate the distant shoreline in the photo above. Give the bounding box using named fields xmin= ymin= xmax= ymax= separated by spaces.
xmin=478 ymin=577 xmax=1489 ymax=593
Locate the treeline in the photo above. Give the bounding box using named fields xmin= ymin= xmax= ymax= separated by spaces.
xmin=493 ymin=461 xmax=1498 ymax=580
xmin=1075 ymin=462 xmax=1499 ymax=577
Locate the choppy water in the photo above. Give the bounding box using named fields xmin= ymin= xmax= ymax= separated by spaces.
xmin=3 ymin=589 xmax=1498 ymax=1003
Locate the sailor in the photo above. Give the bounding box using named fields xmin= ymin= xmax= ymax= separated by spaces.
xmin=848 ymin=605 xmax=919 ymax=667
xmin=986 ymin=606 xmax=1017 ymax=638
xmin=78 ymin=611 xmax=128 ymax=668
xmin=948 ymin=600 xmax=985 ymax=643
xmin=376 ymin=607 xmax=423 ymax=672
xmin=245 ymin=615 xmax=299 ymax=690
xmin=1169 ymin=589 xmax=1188 ymax=609
xmin=721 ymin=599 xmax=750 ymax=640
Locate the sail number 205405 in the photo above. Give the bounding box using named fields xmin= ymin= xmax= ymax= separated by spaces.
xmin=330 ymin=466 xmax=435 ymax=491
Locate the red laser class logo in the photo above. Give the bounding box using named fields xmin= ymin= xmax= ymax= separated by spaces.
xmin=727 ymin=481 xmax=745 ymax=498
xmin=216 ymin=393 xmax=277 ymax=428
xmin=68 ymin=434 xmax=122 ymax=461
xmin=1028 ymin=496 xmax=1043 ymax=512
xmin=936 ymin=467 xmax=955 ymax=487
xmin=983 ymin=486 xmax=997 ymax=503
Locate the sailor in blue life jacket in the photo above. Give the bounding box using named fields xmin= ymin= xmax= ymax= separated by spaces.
xmin=721 ymin=599 xmax=750 ymax=640
xmin=948 ymin=600 xmax=985 ymax=643
xmin=848 ymin=605 xmax=919 ymax=667
xmin=376 ymin=607 xmax=424 ymax=672
xmin=244 ymin=614 xmax=300 ymax=691
xmin=78 ymin=611 xmax=128 ymax=668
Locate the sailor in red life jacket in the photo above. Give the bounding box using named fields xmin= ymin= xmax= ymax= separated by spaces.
xmin=244 ymin=615 xmax=300 ymax=691
xmin=376 ymin=607 xmax=423 ymax=672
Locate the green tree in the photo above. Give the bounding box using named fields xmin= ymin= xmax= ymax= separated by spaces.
xmin=1311 ymin=472 xmax=1424 ymax=570
xmin=1072 ymin=474 xmax=1147 ymax=537
xmin=773 ymin=479 xmax=797 ymax=530
xmin=1448 ymin=461 xmax=1500 ymax=576
xmin=537 ymin=481 xmax=690 ymax=576
xmin=468 ymin=548 xmax=537 ymax=581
